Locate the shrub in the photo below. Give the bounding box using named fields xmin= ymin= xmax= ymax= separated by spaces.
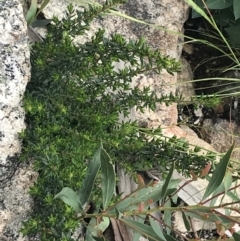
xmin=20 ymin=2 xmax=216 ymax=240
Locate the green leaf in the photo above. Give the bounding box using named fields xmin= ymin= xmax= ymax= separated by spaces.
xmin=163 ymin=233 xmax=178 ymax=241
xmin=233 ymin=231 xmax=240 ymax=240
xmin=224 ymin=171 xmax=232 ymax=194
xmin=35 ymin=0 xmax=51 ymax=19
xmin=87 ymin=217 xmax=110 ymax=237
xmin=107 ymin=180 xmax=179 ymax=214
xmin=182 ymin=211 xmax=190 ymax=231
xmin=162 ymin=162 xmax=174 ymax=199
xmin=185 ymin=209 xmax=234 ymax=224
xmin=206 ymin=0 xmax=233 ymax=9
xmin=86 ymin=229 xmax=97 ymax=241
xmin=54 ymin=187 xmax=84 ymax=213
xmin=115 ymin=208 xmax=123 ymax=219
xmin=120 ymin=219 xmax=164 ymax=241
xmin=149 ymin=216 xmax=166 ymax=241
xmin=191 ymin=0 xmax=205 ymax=18
xmin=202 ymin=143 xmax=234 ymax=200
xmin=26 ymin=0 xmax=38 ymax=26
xmin=31 ymin=19 xmax=52 ymax=28
xmin=234 ymin=0 xmax=240 ymax=20
xmin=79 ymin=145 xmax=102 ymax=205
xmin=225 ymin=25 xmax=240 ymax=47
xmin=164 ymin=199 xmax=172 ymax=235
xmin=101 ymin=148 xmax=115 ymax=210
xmin=210 ymin=182 xmax=225 ymax=206
xmin=184 ymin=0 xmax=212 ymax=23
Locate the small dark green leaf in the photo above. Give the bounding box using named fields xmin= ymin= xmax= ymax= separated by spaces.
xmin=225 ymin=25 xmax=240 ymax=47
xmin=79 ymin=145 xmax=102 ymax=205
xmin=101 ymin=148 xmax=115 ymax=210
xmin=234 ymin=0 xmax=240 ymax=20
xmin=162 ymin=162 xmax=175 ymax=199
xmin=54 ymin=187 xmax=84 ymax=213
xmin=202 ymin=143 xmax=234 ymax=200
xmin=182 ymin=211 xmax=190 ymax=231
xmin=149 ymin=216 xmax=166 ymax=241
xmin=206 ymin=0 xmax=233 ymax=9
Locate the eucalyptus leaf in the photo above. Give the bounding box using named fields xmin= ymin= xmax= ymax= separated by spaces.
xmin=162 ymin=162 xmax=174 ymax=199
xmin=149 ymin=216 xmax=166 ymax=241
xmin=182 ymin=211 xmax=190 ymax=231
xmin=54 ymin=187 xmax=84 ymax=213
xmin=224 ymin=171 xmax=232 ymax=195
xmin=202 ymin=143 xmax=234 ymax=200
xmin=184 ymin=209 xmax=234 ymax=224
xmin=87 ymin=217 xmax=110 ymax=237
xmin=163 ymin=233 xmax=178 ymax=241
xmin=120 ymin=219 xmax=164 ymax=241
xmin=101 ymin=148 xmax=115 ymax=210
xmin=86 ymin=229 xmax=97 ymax=241
xmin=79 ymin=144 xmax=102 ymax=205
xmin=164 ymin=199 xmax=172 ymax=235
xmin=210 ymin=182 xmax=225 ymax=206
xmin=107 ymin=180 xmax=179 ymax=214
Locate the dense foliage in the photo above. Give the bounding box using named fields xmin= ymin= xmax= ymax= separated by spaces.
xmin=192 ymin=0 xmax=240 ymax=47
xmin=20 ymin=2 xmax=215 ymax=240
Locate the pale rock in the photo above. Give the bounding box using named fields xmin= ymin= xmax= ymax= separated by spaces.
xmin=0 ymin=0 xmax=36 ymax=240
xmin=202 ymin=119 xmax=240 ymax=162
xmin=177 ymin=57 xmax=195 ymax=102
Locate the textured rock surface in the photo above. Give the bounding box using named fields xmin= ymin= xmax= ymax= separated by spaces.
xmin=177 ymin=57 xmax=195 ymax=102
xmin=202 ymin=119 xmax=240 ymax=162
xmin=0 ymin=0 xmax=34 ymax=240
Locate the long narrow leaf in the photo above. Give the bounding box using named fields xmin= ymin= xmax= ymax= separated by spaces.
xmin=184 ymin=0 xmax=212 ymax=24
xmin=224 ymin=171 xmax=232 ymax=195
xmin=36 ymin=0 xmax=50 ymax=19
xmin=26 ymin=0 xmax=38 ymax=26
xmin=202 ymin=143 xmax=234 ymax=200
xmin=120 ymin=219 xmax=164 ymax=241
xmin=54 ymin=187 xmax=84 ymax=213
xmin=101 ymin=148 xmax=115 ymax=210
xmin=79 ymin=145 xmax=102 ymax=205
xmin=86 ymin=229 xmax=97 ymax=241
xmin=161 ymin=162 xmax=175 ymax=199
xmin=182 ymin=211 xmax=190 ymax=231
xmin=164 ymin=199 xmax=172 ymax=235
xmin=107 ymin=180 xmax=179 ymax=214
xmin=149 ymin=216 xmax=166 ymax=241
